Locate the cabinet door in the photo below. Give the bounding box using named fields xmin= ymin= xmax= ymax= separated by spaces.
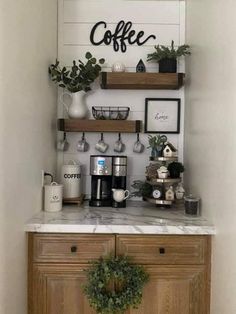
xmin=126 ymin=265 xmax=209 ymax=314
xmin=31 ymin=264 xmax=96 ymax=314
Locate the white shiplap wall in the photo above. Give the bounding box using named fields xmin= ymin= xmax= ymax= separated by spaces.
xmin=57 ymin=0 xmax=185 ymax=197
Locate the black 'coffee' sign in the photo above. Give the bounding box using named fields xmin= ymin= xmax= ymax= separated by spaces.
xmin=90 ymin=20 xmax=156 ymax=53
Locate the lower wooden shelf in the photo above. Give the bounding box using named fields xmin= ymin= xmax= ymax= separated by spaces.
xmin=147 ymin=177 xmax=181 ymax=185
xmin=58 ymin=119 xmax=142 ymax=133
xmin=144 ymin=197 xmax=173 ymax=205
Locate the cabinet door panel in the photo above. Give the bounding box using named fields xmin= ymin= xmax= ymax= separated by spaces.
xmin=32 ymin=264 xmax=96 ymax=314
xmin=126 ymin=266 xmax=209 ymax=314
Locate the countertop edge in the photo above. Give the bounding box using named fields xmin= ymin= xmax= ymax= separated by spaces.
xmin=24 ymin=224 xmax=216 ymax=235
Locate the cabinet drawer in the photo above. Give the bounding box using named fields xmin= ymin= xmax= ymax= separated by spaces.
xmin=116 ymin=235 xmax=210 ymax=265
xmin=32 ymin=234 xmax=115 ymax=263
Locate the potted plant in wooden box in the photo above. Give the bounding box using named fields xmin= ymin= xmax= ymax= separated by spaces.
xmin=48 ymin=52 xmax=105 ymax=119
xmin=147 ymin=40 xmax=190 ymax=73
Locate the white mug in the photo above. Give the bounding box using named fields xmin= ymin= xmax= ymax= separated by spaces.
xmin=112 ymin=189 xmax=130 ymax=203
xmin=95 ymin=133 xmax=109 ymax=153
xmin=44 ymin=182 xmax=63 ymax=212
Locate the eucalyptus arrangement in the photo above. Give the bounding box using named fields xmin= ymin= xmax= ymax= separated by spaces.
xmin=83 ymin=255 xmax=149 ymax=314
xmin=147 ymin=40 xmax=190 ymax=72
xmin=48 ymin=52 xmax=105 ymax=119
xmin=48 ymin=52 xmax=105 ymax=93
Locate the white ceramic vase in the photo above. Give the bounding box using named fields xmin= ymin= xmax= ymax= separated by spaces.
xmin=61 ymin=91 xmax=88 ymax=119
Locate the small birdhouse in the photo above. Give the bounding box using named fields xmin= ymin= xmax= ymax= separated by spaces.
xmin=136 ymin=59 xmax=146 ymax=72
xmin=163 ymin=142 xmax=178 ymax=157
xmin=165 ymin=186 xmax=175 ymax=201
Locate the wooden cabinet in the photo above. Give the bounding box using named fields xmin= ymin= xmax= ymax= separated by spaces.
xmin=117 ymin=235 xmax=211 ymax=314
xmin=31 ymin=264 xmax=96 ymax=314
xmin=28 ymin=234 xmax=115 ymax=314
xmin=28 ymin=234 xmax=211 ymax=314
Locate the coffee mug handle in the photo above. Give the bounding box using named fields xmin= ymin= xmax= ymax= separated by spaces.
xmin=60 ymin=92 xmax=72 ymax=112
xmin=124 ymin=190 xmax=130 ymax=200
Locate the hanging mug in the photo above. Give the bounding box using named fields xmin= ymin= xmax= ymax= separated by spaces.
xmin=133 ymin=133 xmax=144 ymax=153
xmin=77 ymin=132 xmax=89 ymax=152
xmin=95 ymin=133 xmax=109 ymax=153
xmin=57 ymin=132 xmax=69 ymax=152
xmin=114 ymin=133 xmax=125 ymax=153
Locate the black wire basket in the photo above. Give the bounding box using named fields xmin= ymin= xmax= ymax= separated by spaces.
xmin=92 ymin=106 xmax=130 ymax=120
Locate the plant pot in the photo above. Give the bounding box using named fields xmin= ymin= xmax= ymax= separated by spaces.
xmin=61 ymin=91 xmax=88 ymax=119
xmin=169 ymin=169 xmax=181 ymax=178
xmin=151 ymin=148 xmax=163 ymax=158
xmin=159 ymin=58 xmax=177 ymax=73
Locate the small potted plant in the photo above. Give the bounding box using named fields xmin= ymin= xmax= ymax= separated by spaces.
xmin=48 ymin=52 xmax=105 ymax=119
xmin=147 ymin=134 xmax=167 ymax=158
xmin=167 ymin=161 xmax=185 ymax=178
xmin=147 ymin=40 xmax=190 ymax=73
xmin=131 ymin=180 xmax=153 ymax=198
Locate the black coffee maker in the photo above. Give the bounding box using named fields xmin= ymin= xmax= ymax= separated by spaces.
xmin=89 ymin=155 xmax=127 ymax=207
xmin=112 ymin=156 xmax=128 ymax=208
xmin=89 ymin=155 xmax=113 ymax=207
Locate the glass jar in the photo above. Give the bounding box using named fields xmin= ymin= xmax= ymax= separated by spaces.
xmin=184 ymin=195 xmax=200 ymax=216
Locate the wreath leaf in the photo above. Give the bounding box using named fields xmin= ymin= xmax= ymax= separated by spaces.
xmin=83 ymin=255 xmax=149 ymax=314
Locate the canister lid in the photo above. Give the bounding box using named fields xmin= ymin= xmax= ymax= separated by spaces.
xmin=184 ymin=194 xmax=200 ymax=202
xmin=62 ymin=160 xmax=80 ymax=168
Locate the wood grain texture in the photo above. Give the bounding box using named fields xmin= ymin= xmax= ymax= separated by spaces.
xmin=32 ymin=233 xmax=115 ymax=263
xmin=32 ymin=264 xmax=96 ymax=314
xmin=100 ymin=72 xmax=184 ymax=90
xmin=28 ymin=233 xmax=211 ymax=314
xmin=58 ymin=119 xmax=142 ymax=133
xmin=125 ymin=265 xmax=208 ymax=314
xmin=116 ymin=235 xmax=209 ymax=265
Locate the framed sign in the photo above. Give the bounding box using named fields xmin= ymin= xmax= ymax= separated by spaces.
xmin=144 ymin=98 xmax=181 ymax=133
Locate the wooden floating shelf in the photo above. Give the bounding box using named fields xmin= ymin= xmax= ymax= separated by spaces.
xmin=150 ymin=156 xmax=178 ymax=162
xmin=144 ymin=197 xmax=173 ymax=206
xmin=147 ymin=178 xmax=181 ymax=185
xmin=100 ymin=72 xmax=184 ymax=90
xmin=58 ymin=119 xmax=142 ymax=133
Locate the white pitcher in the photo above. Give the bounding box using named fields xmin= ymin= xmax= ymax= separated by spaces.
xmin=112 ymin=189 xmax=130 ymax=203
xmin=60 ymin=91 xmax=88 ymax=119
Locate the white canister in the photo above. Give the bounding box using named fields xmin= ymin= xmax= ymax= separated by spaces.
xmin=44 ymin=182 xmax=63 ymax=212
xmin=61 ymin=160 xmax=81 ymax=198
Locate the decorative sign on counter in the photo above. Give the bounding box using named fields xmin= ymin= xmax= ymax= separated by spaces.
xmin=90 ymin=20 xmax=156 ymax=52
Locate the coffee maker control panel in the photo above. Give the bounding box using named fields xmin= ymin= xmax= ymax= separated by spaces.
xmin=90 ymin=156 xmax=112 ymax=176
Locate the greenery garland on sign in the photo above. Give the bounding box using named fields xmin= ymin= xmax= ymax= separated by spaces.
xmin=83 ymin=255 xmax=149 ymax=314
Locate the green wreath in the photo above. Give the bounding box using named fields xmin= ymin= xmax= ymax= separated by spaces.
xmin=83 ymin=255 xmax=149 ymax=314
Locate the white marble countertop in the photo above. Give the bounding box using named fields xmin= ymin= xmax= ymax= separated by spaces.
xmin=24 ymin=201 xmax=216 ymax=235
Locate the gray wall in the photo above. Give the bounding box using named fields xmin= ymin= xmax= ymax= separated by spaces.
xmin=0 ymin=0 xmax=57 ymax=312
xmin=185 ymin=0 xmax=236 ymax=313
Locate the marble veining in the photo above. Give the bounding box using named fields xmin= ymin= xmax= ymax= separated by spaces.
xmin=24 ymin=201 xmax=216 ymax=235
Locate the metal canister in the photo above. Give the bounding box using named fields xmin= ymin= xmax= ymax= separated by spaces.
xmin=61 ymin=160 xmax=81 ymax=198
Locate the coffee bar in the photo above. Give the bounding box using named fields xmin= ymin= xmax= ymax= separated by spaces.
xmin=25 ymin=1 xmax=216 ymax=314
